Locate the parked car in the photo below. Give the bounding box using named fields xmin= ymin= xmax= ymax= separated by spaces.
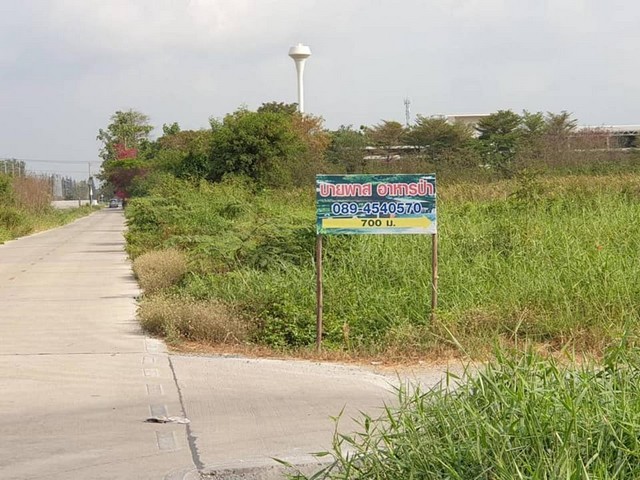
xmin=109 ymin=199 xmax=119 ymax=208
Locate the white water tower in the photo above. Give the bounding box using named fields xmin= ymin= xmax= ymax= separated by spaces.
xmin=288 ymin=43 xmax=311 ymax=113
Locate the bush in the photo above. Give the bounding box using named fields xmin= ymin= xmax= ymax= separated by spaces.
xmin=132 ymin=249 xmax=187 ymax=294
xmin=138 ymin=296 xmax=251 ymax=343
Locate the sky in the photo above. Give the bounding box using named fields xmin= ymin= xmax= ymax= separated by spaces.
xmin=0 ymin=0 xmax=638 ymax=178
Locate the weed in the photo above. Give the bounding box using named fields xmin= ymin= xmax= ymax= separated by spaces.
xmin=138 ymin=296 xmax=251 ymax=344
xmin=132 ymin=249 xmax=187 ymax=294
xmin=297 ymin=345 xmax=640 ymax=479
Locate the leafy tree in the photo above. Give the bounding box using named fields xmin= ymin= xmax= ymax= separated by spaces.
xmin=476 ymin=110 xmax=522 ymax=139
xmin=520 ymin=111 xmax=546 ymax=136
xmin=97 ymin=109 xmax=153 ymax=197
xmin=544 ymin=111 xmax=578 ymax=156
xmin=97 ymin=109 xmax=153 ymax=162
xmin=289 ymin=113 xmax=330 ymax=182
xmin=545 ymin=111 xmax=577 ymax=137
xmin=519 ymin=111 xmax=547 ymax=158
xmin=365 ymin=120 xmax=407 ymax=161
xmin=208 ymin=108 xmax=304 ymax=186
xmin=162 ymin=122 xmax=181 ymax=136
xmin=475 ymin=110 xmax=522 ymax=175
xmin=257 ymin=101 xmax=298 ymax=116
xmin=155 ymin=129 xmax=213 ymax=179
xmin=405 ymin=116 xmax=472 ymax=162
xmin=326 ymin=126 xmax=368 ymax=173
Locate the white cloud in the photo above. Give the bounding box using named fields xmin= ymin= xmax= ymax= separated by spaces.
xmin=45 ymin=0 xmax=364 ymax=58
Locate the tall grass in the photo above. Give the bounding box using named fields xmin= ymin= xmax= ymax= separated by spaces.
xmin=126 ymin=173 xmax=640 ymax=355
xmin=296 ymin=344 xmax=640 ymax=479
xmin=0 ymin=173 xmax=96 ymax=242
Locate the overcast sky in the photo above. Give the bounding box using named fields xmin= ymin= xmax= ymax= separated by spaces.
xmin=0 ymin=0 xmax=638 ymax=178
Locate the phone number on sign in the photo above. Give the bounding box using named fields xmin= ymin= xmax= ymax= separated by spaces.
xmin=330 ymin=202 xmax=423 ymax=216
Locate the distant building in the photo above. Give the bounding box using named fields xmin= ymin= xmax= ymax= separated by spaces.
xmin=52 ymin=175 xmax=63 ymax=199
xmin=444 ymin=114 xmax=639 ymax=147
xmin=445 ymin=114 xmax=490 ymax=133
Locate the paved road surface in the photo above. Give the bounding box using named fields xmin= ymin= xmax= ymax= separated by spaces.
xmin=0 ymin=209 xmax=447 ymax=479
xmin=51 ymin=199 xmax=94 ymax=209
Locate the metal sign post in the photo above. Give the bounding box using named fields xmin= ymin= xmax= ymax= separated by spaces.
xmin=431 ymin=232 xmax=438 ymax=322
xmin=315 ymin=174 xmax=437 ymax=350
xmin=315 ymin=234 xmax=324 ymax=352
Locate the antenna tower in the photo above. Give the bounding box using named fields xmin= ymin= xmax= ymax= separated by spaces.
xmin=403 ymin=97 xmax=411 ymax=127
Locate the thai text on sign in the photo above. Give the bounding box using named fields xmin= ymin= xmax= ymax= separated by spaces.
xmin=316 ymin=174 xmax=436 ymax=235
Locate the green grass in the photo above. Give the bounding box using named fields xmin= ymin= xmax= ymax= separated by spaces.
xmin=293 ymin=343 xmax=640 ymax=479
xmin=0 ymin=205 xmax=98 ymax=243
xmin=125 ymin=173 xmax=640 ymax=356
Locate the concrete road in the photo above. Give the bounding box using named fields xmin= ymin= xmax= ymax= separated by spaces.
xmin=0 ymin=210 xmax=193 ymax=480
xmin=51 ymin=199 xmax=93 ymax=209
xmin=0 ymin=209 xmax=448 ymax=479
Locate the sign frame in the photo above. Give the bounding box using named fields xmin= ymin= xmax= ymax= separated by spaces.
xmin=314 ymin=174 xmax=438 ymax=351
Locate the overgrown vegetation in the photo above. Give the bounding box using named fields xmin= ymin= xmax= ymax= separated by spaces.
xmin=138 ymin=296 xmax=251 ymax=345
xmin=91 ymin=103 xmax=640 ymax=356
xmin=0 ymin=173 xmax=95 ymax=243
xmin=132 ymin=249 xmax=187 ymax=294
xmin=295 ymin=344 xmax=640 ymax=479
xmin=125 ymin=171 xmax=640 ymax=357
xmin=105 ymin=103 xmax=640 ymax=475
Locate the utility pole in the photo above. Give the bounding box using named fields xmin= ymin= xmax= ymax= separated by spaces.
xmin=88 ymin=162 xmax=93 ymax=205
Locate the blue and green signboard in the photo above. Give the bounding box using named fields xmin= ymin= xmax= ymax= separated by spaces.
xmin=316 ymin=174 xmax=436 ymax=235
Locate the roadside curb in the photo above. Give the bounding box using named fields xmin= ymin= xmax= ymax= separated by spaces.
xmin=164 ymin=458 xmax=334 ymax=480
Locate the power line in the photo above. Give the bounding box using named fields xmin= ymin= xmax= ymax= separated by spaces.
xmin=29 ymin=170 xmax=95 ymax=174
xmin=0 ymin=157 xmax=101 ymax=165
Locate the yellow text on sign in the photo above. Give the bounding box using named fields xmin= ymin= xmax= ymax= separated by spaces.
xmin=322 ymin=217 xmax=431 ymax=229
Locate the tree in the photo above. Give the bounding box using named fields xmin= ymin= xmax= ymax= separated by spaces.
xmin=97 ymin=110 xmax=153 ymax=162
xmin=208 ymin=108 xmax=304 ymax=186
xmin=544 ymin=111 xmax=578 ymax=156
xmin=545 ymin=111 xmax=577 ymax=137
xmin=289 ymin=113 xmax=330 ymax=183
xmin=155 ymin=129 xmax=213 ymax=179
xmin=519 ymin=111 xmax=547 ymax=158
xmin=162 ymin=122 xmax=181 ymax=137
xmin=326 ymin=126 xmax=368 ymax=173
xmin=475 ymin=110 xmax=522 ymax=175
xmin=476 ymin=110 xmax=522 ymax=139
xmin=520 ymin=111 xmax=546 ymax=136
xmin=97 ymin=110 xmax=153 ymax=197
xmin=366 ymin=120 xmax=407 ymax=160
xmin=405 ymin=116 xmax=472 ymax=162
xmin=257 ymin=101 xmax=298 ymax=116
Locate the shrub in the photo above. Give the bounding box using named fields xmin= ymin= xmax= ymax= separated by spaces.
xmin=138 ymin=296 xmax=251 ymax=343
xmin=132 ymin=249 xmax=187 ymax=294
xmin=0 ymin=174 xmax=13 ymax=204
xmin=12 ymin=176 xmax=52 ymax=213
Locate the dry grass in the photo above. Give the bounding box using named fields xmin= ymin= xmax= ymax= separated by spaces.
xmin=132 ymin=249 xmax=187 ymax=294
xmin=138 ymin=296 xmax=252 ymax=344
xmin=12 ymin=176 xmax=52 ymax=213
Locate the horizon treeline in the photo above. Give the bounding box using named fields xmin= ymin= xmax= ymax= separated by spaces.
xmin=97 ymin=104 xmax=639 ymax=196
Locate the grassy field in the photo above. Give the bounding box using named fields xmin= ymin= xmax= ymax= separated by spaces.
xmin=126 ymin=171 xmax=640 ymax=358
